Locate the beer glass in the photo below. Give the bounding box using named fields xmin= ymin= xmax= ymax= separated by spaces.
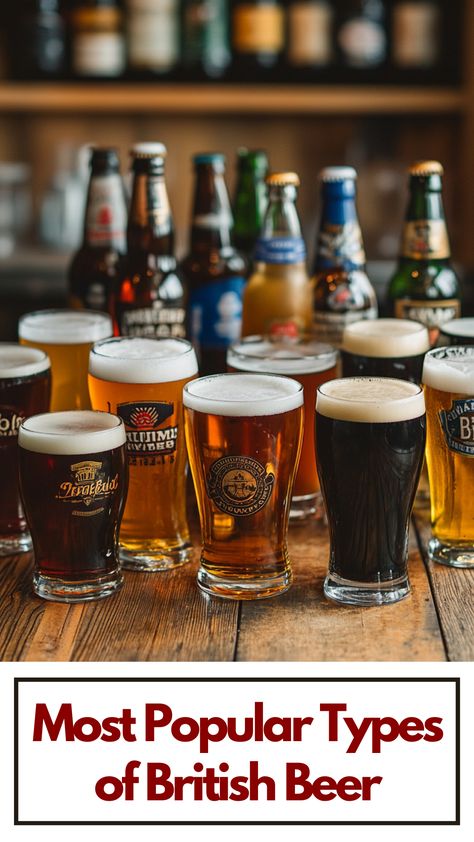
xmin=184 ymin=373 xmax=304 ymax=599
xmin=18 ymin=410 xmax=127 ymax=602
xmin=19 ymin=309 xmax=112 ymax=411
xmin=316 ymin=377 xmax=426 ymax=606
xmin=423 ymin=346 xmax=474 ymax=567
xmin=440 ymin=318 xmax=474 ymax=346
xmin=227 ymin=335 xmax=337 ymax=521
xmin=0 ymin=344 xmax=51 ymax=555
xmin=89 ymin=337 xmax=198 ymax=571
xmin=341 ymin=319 xmax=429 ymax=383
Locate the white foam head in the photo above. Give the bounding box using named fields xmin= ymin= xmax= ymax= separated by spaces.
xmin=422 ymin=346 xmax=474 ymax=395
xmin=89 ymin=337 xmax=198 ymax=384
xmin=342 ymin=319 xmax=430 ymax=359
xmin=317 ymin=377 xmax=425 ymax=423
xmin=228 ymin=336 xmax=337 ymax=375
xmin=441 ymin=318 xmax=474 ymax=339
xmin=19 ymin=410 xmax=126 ymax=455
xmin=19 ymin=310 xmax=113 ymax=345
xmin=0 ymin=343 xmax=50 ymax=378
xmin=184 ymin=373 xmax=304 ymax=417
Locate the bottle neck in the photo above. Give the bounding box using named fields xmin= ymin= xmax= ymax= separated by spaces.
xmin=83 ymin=170 xmax=127 ymax=251
xmin=401 ymin=177 xmax=450 ymax=261
xmin=233 ymin=168 xmax=267 ymax=239
xmin=127 ymin=170 xmax=174 ymax=256
xmin=190 ymin=166 xmax=233 ymax=253
xmin=314 ymin=183 xmax=366 ymax=271
xmin=255 ymin=184 xmax=306 ymax=265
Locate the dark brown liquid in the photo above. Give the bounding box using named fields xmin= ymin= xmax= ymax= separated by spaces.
xmin=341 ymin=350 xmax=425 ymax=384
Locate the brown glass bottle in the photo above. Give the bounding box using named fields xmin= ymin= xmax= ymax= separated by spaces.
xmin=69 ymin=147 xmax=126 ymax=313
xmin=181 ymin=153 xmax=247 ymax=375
xmin=112 ymin=143 xmax=187 ymax=339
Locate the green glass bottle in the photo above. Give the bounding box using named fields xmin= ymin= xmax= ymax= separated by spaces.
xmin=232 ymin=148 xmax=268 ymax=263
xmin=387 ymin=160 xmax=461 ymax=345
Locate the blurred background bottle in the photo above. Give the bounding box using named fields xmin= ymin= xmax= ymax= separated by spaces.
xmin=127 ymin=0 xmax=180 ymax=79
xmin=312 ymin=167 xmax=378 ymax=347
xmin=113 ymin=143 xmax=186 ymax=338
xmin=232 ymin=148 xmax=268 ymax=264
xmin=7 ymin=1 xmax=66 ymax=80
xmin=182 ymin=0 xmax=231 ymax=79
xmin=387 ymin=160 xmax=461 ymax=345
xmin=181 ymin=153 xmax=247 ymax=374
xmin=69 ymin=147 xmax=127 ymax=312
xmin=336 ymin=0 xmax=388 ymax=78
xmin=232 ymin=0 xmax=284 ymax=78
xmin=71 ymin=0 xmax=126 ymax=79
xmin=392 ymin=0 xmax=440 ymax=73
xmin=287 ymin=0 xmax=334 ymax=80
xmin=242 ymin=172 xmax=312 ymax=337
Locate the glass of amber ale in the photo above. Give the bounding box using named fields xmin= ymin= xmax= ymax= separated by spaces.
xmin=423 ymin=346 xmax=474 ymax=567
xmin=18 ymin=410 xmax=127 ymax=602
xmin=184 ymin=373 xmax=304 ymax=599
xmin=89 ymin=337 xmax=198 ymax=570
xmin=227 ymin=335 xmax=337 ymax=520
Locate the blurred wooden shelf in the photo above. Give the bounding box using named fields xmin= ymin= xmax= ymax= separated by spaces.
xmin=0 ymin=83 xmax=466 ymax=115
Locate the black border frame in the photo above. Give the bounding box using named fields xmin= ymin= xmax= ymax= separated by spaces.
xmin=14 ymin=676 xmax=460 ymax=826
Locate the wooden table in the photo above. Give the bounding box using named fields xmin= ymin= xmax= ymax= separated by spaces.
xmin=1 ymin=506 xmax=473 ymax=662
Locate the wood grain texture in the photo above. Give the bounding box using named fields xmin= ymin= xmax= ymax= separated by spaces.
xmin=414 ymin=512 xmax=474 ymax=662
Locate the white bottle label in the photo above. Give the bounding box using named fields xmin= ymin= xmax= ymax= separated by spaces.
xmin=288 ymin=2 xmax=333 ymax=66
xmin=393 ymin=2 xmax=440 ymax=68
xmin=339 ymin=18 xmax=386 ymax=66
xmin=128 ymin=0 xmax=179 ymax=70
xmin=74 ymin=33 xmax=126 ymax=76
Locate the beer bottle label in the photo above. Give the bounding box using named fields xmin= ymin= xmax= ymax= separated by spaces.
xmin=190 ymin=276 xmax=246 ymax=348
xmin=117 ymin=401 xmax=178 ymax=466
xmin=129 ymin=0 xmax=179 ymax=71
xmin=146 ymin=177 xmax=173 ymax=235
xmin=120 ymin=300 xmax=187 ymax=339
xmin=394 ymin=299 xmax=461 ymax=345
xmin=0 ymin=407 xmax=24 ymax=438
xmin=338 ymin=17 xmax=386 ymax=66
xmin=288 ymin=2 xmax=333 ymax=66
xmin=440 ymin=398 xmax=474 ymax=457
xmin=402 ymin=219 xmax=450 ymax=260
xmin=316 ymin=221 xmax=366 ymax=270
xmin=233 ymin=3 xmax=284 ymax=53
xmin=55 ymin=458 xmax=120 ymax=517
xmin=207 ymin=455 xmax=275 ymax=517
xmin=254 ymin=236 xmax=306 ymax=265
xmin=313 ymin=307 xmax=378 ymax=348
xmin=85 ymin=175 xmax=127 ymax=249
xmin=74 ymin=32 xmax=125 ymax=76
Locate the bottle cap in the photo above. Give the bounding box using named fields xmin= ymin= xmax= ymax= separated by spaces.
xmin=319 ymin=166 xmax=357 ymax=182
xmin=193 ymin=152 xmax=226 ymax=166
xmin=266 ymin=172 xmax=300 ymax=187
xmin=131 ymin=142 xmax=167 ymax=159
xmin=409 ymin=160 xmax=444 ymax=177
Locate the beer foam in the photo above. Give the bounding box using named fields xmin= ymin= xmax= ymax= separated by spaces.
xmin=422 ymin=347 xmax=474 ymax=395
xmin=183 ymin=373 xmax=303 ymax=416
xmin=228 ymin=338 xmax=337 ymax=375
xmin=0 ymin=343 xmax=50 ymax=378
xmin=19 ymin=410 xmax=126 ymax=455
xmin=19 ymin=310 xmax=113 ymax=345
xmin=89 ymin=337 xmax=198 ymax=383
xmin=441 ymin=318 xmax=474 ymax=339
xmin=317 ymin=378 xmax=425 ymax=423
xmin=342 ymin=319 xmax=429 ymax=359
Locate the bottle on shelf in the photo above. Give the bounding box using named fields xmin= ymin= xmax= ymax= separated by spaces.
xmin=112 ymin=143 xmax=187 ymax=339
xmin=286 ymin=0 xmax=334 ymax=80
xmin=69 ymin=147 xmax=127 ymax=312
xmin=127 ymin=0 xmax=180 ymax=79
xmin=71 ymin=0 xmax=126 ymax=79
xmin=336 ymin=0 xmax=388 ymax=78
xmin=231 ymin=0 xmax=285 ymax=79
xmin=392 ymin=0 xmax=441 ymax=80
xmin=387 ymin=160 xmax=461 ymax=345
xmin=311 ymin=167 xmax=378 ymax=348
xmin=241 ymin=172 xmax=312 ymax=338
xmin=181 ymin=153 xmax=247 ymax=375
xmin=181 ymin=0 xmax=231 ymax=80
xmin=7 ymin=1 xmax=66 ymax=80
xmin=232 ymin=148 xmax=269 ymax=264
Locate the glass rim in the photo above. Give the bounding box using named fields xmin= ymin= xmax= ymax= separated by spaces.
xmin=19 ymin=410 xmax=126 ymax=456
xmin=341 ymin=318 xmax=430 ymax=359
xmin=184 ymin=372 xmax=304 ymax=417
xmin=228 ymin=334 xmax=337 ymax=374
xmin=422 ymin=345 xmax=474 ymax=395
xmin=440 ymin=318 xmax=474 ymax=338
xmin=89 ymin=336 xmax=198 ymax=384
xmin=0 ymin=343 xmax=50 ymax=379
xmin=18 ymin=308 xmax=113 ymax=345
xmin=317 ymin=377 xmax=425 ymax=424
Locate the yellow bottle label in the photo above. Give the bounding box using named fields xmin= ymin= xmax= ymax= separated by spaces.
xmin=394 ymin=298 xmax=461 ymax=346
xmin=402 ymin=219 xmax=450 ymax=260
xmin=233 ymin=4 xmax=284 ymax=53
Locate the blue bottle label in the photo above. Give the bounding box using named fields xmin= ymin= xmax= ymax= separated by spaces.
xmin=254 ymin=236 xmax=306 ymax=265
xmin=440 ymin=398 xmax=474 ymax=457
xmin=317 ymin=221 xmax=366 ymax=271
xmin=190 ymin=276 xmax=246 ymax=348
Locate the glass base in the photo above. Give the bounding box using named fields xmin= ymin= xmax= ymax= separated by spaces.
xmin=290 ymin=492 xmax=324 ymax=523
xmin=429 ymin=537 xmax=474 ymax=568
xmin=324 ymin=571 xmax=411 ymax=607
xmin=120 ymin=541 xmax=193 ymax=572
xmin=0 ymin=532 xmax=32 ymax=557
xmin=197 ymin=566 xmax=292 ymax=600
xmin=33 ymin=568 xmax=123 ymax=603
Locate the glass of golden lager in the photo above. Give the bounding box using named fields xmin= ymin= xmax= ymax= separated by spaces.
xmin=89 ymin=337 xmax=198 ymax=571
xmin=184 ymin=373 xmax=304 ymax=599
xmin=18 ymin=410 xmax=127 ymax=602
xmin=19 ymin=309 xmax=113 ymax=411
xmin=227 ymin=335 xmax=337 ymax=521
xmin=423 ymin=346 xmax=474 ymax=567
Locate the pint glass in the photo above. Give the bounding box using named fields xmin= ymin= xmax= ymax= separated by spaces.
xmin=227 ymin=335 xmax=337 ymax=520
xmin=0 ymin=344 xmax=51 ymax=555
xmin=341 ymin=319 xmax=429 ymax=383
xmin=184 ymin=373 xmax=304 ymax=599
xmin=316 ymin=377 xmax=426 ymax=606
xmin=19 ymin=309 xmax=112 ymax=411
xmin=423 ymin=346 xmax=474 ymax=567
xmin=89 ymin=337 xmax=198 ymax=570
xmin=439 ymin=318 xmax=474 ymax=346
xmin=18 ymin=410 xmax=127 ymax=602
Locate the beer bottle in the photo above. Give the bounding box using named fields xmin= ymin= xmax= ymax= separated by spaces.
xmin=182 ymin=0 xmax=231 ymax=79
xmin=241 ymin=172 xmax=312 ymax=338
xmin=69 ymin=147 xmax=127 ymax=312
xmin=387 ymin=161 xmax=461 ymax=344
xmin=312 ymin=167 xmax=378 ymax=347
xmin=232 ymin=0 xmax=284 ymax=77
xmin=181 ymin=153 xmax=247 ymax=375
xmin=113 ymin=143 xmax=187 ymax=339
xmin=392 ymin=0 xmax=441 ymax=72
xmin=232 ymin=148 xmax=268 ymax=264
xmin=7 ymin=1 xmax=66 ymax=80
xmin=127 ymin=0 xmax=180 ymax=79
xmin=287 ymin=1 xmax=334 ymax=78
xmin=71 ymin=0 xmax=126 ymax=79
xmin=336 ymin=0 xmax=387 ymax=74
